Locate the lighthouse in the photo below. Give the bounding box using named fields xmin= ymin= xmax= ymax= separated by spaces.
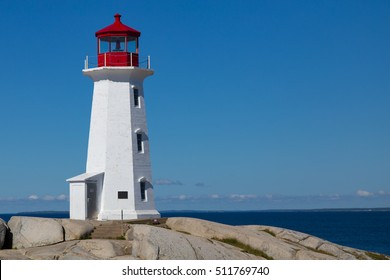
xmin=67 ymin=14 xmax=160 ymax=220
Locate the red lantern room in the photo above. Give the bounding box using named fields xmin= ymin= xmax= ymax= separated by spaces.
xmin=96 ymin=14 xmax=141 ymax=67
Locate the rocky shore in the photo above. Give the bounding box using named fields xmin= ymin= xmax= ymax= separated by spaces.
xmin=0 ymin=216 xmax=388 ymax=260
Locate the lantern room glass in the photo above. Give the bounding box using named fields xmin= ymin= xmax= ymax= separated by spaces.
xmin=98 ymin=36 xmax=138 ymax=54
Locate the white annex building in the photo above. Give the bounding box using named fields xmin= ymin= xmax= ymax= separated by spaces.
xmin=67 ymin=14 xmax=160 ymax=220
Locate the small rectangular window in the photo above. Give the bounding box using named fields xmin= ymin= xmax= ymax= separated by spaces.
xmin=118 ymin=191 xmax=128 ymax=199
xmin=134 ymin=88 xmax=139 ymax=107
xmin=140 ymin=182 xmax=146 ymax=201
xmin=137 ymin=133 xmax=143 ymax=153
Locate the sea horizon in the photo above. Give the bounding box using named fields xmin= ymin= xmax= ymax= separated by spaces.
xmin=1 ymin=206 xmax=390 ymax=216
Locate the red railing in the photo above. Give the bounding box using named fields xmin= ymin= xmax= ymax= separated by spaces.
xmin=84 ymin=54 xmax=151 ymax=69
xmin=98 ymin=52 xmax=138 ymax=67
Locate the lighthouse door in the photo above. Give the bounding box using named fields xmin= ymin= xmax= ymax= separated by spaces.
xmin=86 ymin=183 xmax=97 ymax=219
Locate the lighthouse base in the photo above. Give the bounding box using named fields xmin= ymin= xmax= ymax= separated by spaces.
xmin=68 ymin=172 xmax=160 ymax=221
xmin=98 ymin=209 xmax=161 ymax=221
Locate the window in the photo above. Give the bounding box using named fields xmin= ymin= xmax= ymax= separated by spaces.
xmin=98 ymin=38 xmax=110 ymax=54
xmin=136 ymin=133 xmax=143 ymax=153
xmin=133 ymin=88 xmax=139 ymax=107
xmin=118 ymin=191 xmax=128 ymax=199
xmin=110 ymin=36 xmax=126 ymax=52
xmin=140 ymin=182 xmax=146 ymax=201
xmin=99 ymin=36 xmax=126 ymax=53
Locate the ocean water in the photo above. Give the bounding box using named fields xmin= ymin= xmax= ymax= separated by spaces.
xmin=1 ymin=209 xmax=389 ymax=256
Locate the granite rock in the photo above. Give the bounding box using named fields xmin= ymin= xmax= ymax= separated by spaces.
xmin=166 ymin=218 xmax=379 ymax=260
xmin=58 ymin=219 xmax=94 ymax=241
xmin=0 ymin=216 xmax=387 ymax=260
xmin=0 ymin=218 xmax=8 ymax=249
xmin=8 ymin=216 xmax=64 ymax=249
xmin=0 ymin=239 xmax=132 ymax=260
xmin=127 ymin=224 xmax=262 ymax=260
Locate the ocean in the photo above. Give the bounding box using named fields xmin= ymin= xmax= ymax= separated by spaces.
xmin=1 ymin=209 xmax=389 ymax=256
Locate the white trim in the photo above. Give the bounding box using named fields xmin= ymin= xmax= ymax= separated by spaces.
xmin=66 ymin=172 xmax=104 ymax=182
xmin=138 ymin=176 xmax=147 ymax=182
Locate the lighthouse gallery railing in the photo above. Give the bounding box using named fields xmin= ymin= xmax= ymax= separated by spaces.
xmin=84 ymin=54 xmax=151 ymax=70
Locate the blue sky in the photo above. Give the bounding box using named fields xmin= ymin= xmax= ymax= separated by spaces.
xmin=0 ymin=0 xmax=389 ymax=213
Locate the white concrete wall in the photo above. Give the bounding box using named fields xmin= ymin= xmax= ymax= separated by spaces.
xmin=86 ymin=81 xmax=109 ymax=173
xmin=83 ymin=67 xmax=160 ymax=220
xmin=102 ymin=80 xmax=135 ymax=217
xmin=69 ymin=183 xmax=87 ymax=220
xmin=131 ymin=85 xmax=157 ymax=212
xmin=93 ymin=173 xmax=104 ymax=217
xmin=67 ymin=172 xmax=104 ymax=220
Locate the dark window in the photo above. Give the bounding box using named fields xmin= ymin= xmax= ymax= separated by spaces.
xmin=137 ymin=133 xmax=143 ymax=152
xmin=134 ymin=88 xmax=139 ymax=107
xmin=118 ymin=191 xmax=128 ymax=199
xmin=140 ymin=182 xmax=146 ymax=201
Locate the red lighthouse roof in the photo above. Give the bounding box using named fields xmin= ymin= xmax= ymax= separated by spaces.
xmin=95 ymin=14 xmax=141 ymax=38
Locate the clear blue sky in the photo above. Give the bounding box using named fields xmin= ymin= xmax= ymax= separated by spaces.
xmin=0 ymin=0 xmax=389 ymax=213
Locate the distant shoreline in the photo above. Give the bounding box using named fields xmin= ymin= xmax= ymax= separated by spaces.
xmin=1 ymin=207 xmax=390 ymax=216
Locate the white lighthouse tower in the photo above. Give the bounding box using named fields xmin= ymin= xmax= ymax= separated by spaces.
xmin=67 ymin=14 xmax=160 ymax=220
